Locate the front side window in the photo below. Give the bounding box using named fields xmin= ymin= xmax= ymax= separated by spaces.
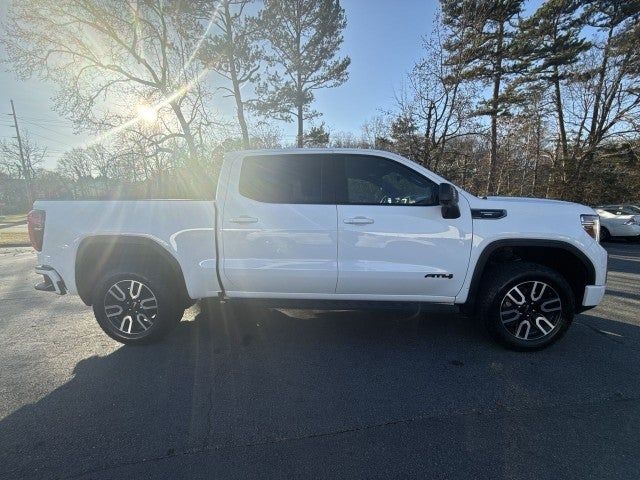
xmin=239 ymin=154 xmax=329 ymax=204
xmin=621 ymin=206 xmax=640 ymax=214
xmin=340 ymin=155 xmax=437 ymax=205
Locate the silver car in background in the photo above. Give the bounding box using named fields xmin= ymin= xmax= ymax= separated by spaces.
xmin=595 ymin=205 xmax=640 ymax=242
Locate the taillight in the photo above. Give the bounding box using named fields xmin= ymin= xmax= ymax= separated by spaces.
xmin=27 ymin=209 xmax=46 ymax=252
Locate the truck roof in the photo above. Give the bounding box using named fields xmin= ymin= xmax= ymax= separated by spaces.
xmin=225 ymin=148 xmax=395 ymax=158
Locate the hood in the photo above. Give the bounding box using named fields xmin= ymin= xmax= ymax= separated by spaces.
xmin=484 ymin=196 xmax=573 ymax=206
xmin=464 ymin=194 xmax=595 ymax=216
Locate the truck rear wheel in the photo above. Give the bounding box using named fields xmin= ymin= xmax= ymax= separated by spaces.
xmin=92 ymin=265 xmax=183 ymax=345
xmin=477 ymin=262 xmax=575 ymax=351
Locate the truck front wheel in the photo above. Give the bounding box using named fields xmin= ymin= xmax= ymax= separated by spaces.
xmin=478 ymin=262 xmax=575 ymax=351
xmin=92 ymin=266 xmax=183 ymax=345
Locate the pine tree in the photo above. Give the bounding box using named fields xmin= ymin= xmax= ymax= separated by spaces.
xmin=255 ymin=0 xmax=350 ymax=147
xmin=202 ymin=0 xmax=262 ymax=148
xmin=304 ymin=123 xmax=330 ymax=147
xmin=441 ymin=0 xmax=524 ymax=195
xmin=514 ymin=0 xmax=590 ymax=192
xmin=388 ymin=114 xmax=424 ymax=163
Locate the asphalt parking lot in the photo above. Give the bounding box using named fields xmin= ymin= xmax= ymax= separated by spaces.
xmin=1 ymin=243 xmax=640 ymax=479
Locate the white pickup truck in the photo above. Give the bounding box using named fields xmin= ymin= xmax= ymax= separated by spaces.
xmin=29 ymin=149 xmax=608 ymax=350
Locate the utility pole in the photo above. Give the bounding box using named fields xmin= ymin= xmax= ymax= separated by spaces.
xmin=9 ymin=99 xmax=33 ymax=206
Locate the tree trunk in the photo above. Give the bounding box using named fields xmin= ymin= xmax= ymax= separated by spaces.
xmin=545 ymin=149 xmax=557 ymax=199
xmin=223 ymin=2 xmax=250 ymax=148
xmin=486 ymin=21 xmax=504 ymax=196
xmin=435 ymin=82 xmax=459 ymax=172
xmin=461 ymin=155 xmax=469 ymax=189
xmin=169 ymin=100 xmax=197 ymax=164
xmin=551 ymin=66 xmax=571 ymax=198
xmin=296 ymin=69 xmax=303 ymax=148
xmin=553 ymin=67 xmax=568 ymax=165
xmin=294 ymin=9 xmax=304 ymax=149
xmin=532 ymin=118 xmax=541 ymax=197
xmin=496 ymin=166 xmax=505 ymax=196
xmin=572 ymin=26 xmax=613 ymax=201
xmin=234 ymin=86 xmax=250 ymax=148
xmin=297 ymin=101 xmax=304 ymax=148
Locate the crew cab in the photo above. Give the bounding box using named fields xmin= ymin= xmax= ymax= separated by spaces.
xmin=30 ymin=149 xmax=608 ymax=350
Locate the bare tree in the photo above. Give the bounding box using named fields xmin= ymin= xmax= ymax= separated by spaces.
xmin=562 ymin=2 xmax=640 ymax=200
xmin=405 ymin=13 xmax=478 ymax=171
xmin=1 ymin=0 xmax=218 ymax=166
xmin=57 ymin=148 xmax=94 ymax=181
xmin=0 ymin=131 xmax=46 ymax=206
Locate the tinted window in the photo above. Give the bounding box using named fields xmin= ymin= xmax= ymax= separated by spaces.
xmin=239 ymin=155 xmax=329 ymax=204
xmin=621 ymin=206 xmax=640 ymax=214
xmin=340 ymin=155 xmax=437 ymax=205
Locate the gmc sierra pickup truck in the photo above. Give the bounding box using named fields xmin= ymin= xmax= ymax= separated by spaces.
xmin=30 ymin=149 xmax=607 ymax=350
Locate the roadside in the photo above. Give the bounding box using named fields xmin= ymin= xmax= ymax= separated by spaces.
xmin=0 ymin=213 xmax=27 ymax=227
xmin=0 ymin=224 xmax=28 ymax=248
xmin=0 ymin=213 xmax=29 ymax=247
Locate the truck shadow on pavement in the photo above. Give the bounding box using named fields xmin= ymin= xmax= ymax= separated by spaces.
xmin=3 ymin=293 xmax=640 ymax=479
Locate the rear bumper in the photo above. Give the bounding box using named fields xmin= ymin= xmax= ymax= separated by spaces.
xmin=582 ymin=285 xmax=605 ymax=307
xmin=35 ymin=265 xmax=67 ymax=295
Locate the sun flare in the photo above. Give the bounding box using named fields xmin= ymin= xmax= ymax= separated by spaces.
xmin=136 ymin=104 xmax=158 ymax=123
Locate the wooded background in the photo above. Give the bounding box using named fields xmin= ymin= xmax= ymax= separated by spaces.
xmin=1 ymin=0 xmax=639 ymax=212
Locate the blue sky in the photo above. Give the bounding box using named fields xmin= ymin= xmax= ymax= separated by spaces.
xmin=313 ymin=0 xmax=438 ymax=132
xmin=0 ymin=1 xmax=541 ymax=170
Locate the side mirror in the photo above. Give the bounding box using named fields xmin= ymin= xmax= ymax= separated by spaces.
xmin=439 ymin=183 xmax=460 ymax=219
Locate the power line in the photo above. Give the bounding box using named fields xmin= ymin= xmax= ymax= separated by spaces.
xmin=27 ymin=130 xmax=77 ymax=146
xmin=18 ymin=116 xmax=71 ymax=126
xmin=19 ymin=119 xmax=73 ymax=136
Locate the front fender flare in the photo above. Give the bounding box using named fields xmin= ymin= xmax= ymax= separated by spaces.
xmin=458 ymin=238 xmax=596 ymax=308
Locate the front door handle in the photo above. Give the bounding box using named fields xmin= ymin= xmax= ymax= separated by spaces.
xmin=230 ymin=216 xmax=259 ymax=224
xmin=344 ymin=216 xmax=374 ymax=225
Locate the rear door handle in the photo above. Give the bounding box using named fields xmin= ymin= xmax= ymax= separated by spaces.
xmin=230 ymin=216 xmax=259 ymax=224
xmin=344 ymin=216 xmax=374 ymax=225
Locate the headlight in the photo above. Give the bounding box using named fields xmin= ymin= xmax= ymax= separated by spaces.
xmin=624 ymin=216 xmax=639 ymax=226
xmin=581 ymin=214 xmax=600 ymax=242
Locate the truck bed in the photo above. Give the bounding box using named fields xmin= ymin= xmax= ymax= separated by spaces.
xmin=33 ymin=200 xmax=219 ymax=299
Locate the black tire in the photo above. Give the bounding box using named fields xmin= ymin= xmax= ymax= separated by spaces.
xmin=600 ymin=227 xmax=611 ymax=242
xmin=92 ymin=263 xmax=184 ymax=345
xmin=477 ymin=261 xmax=575 ymax=351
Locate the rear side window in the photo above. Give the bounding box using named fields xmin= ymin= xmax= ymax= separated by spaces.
xmin=339 ymin=155 xmax=437 ymax=205
xmin=239 ymin=154 xmax=330 ymax=204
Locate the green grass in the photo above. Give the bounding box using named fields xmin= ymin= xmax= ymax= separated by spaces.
xmin=0 ymin=231 xmax=30 ymax=247
xmin=0 ymin=213 xmax=28 ymax=224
